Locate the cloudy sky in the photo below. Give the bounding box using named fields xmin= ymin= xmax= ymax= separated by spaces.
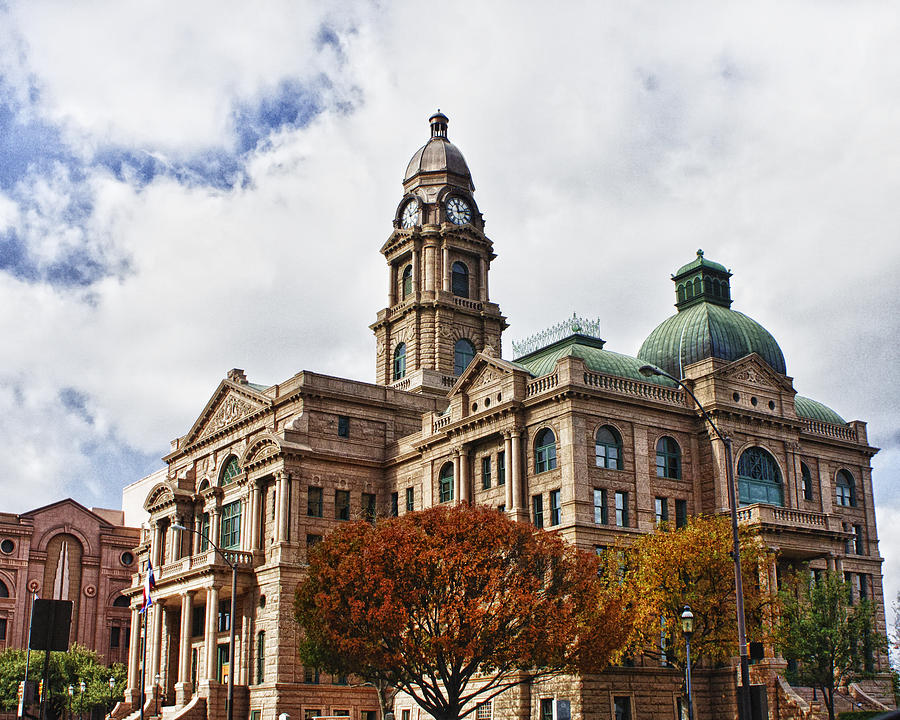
xmin=1 ymin=1 xmax=898 ymax=634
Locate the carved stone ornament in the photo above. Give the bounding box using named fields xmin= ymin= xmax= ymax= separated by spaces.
xmin=200 ymin=394 xmax=255 ymax=439
xmin=734 ymin=368 xmax=763 ymax=385
xmin=376 ymin=339 xmax=385 ymax=356
xmin=28 ymin=579 xmax=40 ymax=593
xmin=83 ymin=584 xmax=96 ymax=598
xmin=439 ymin=325 xmax=454 ymax=339
xmin=478 ymin=369 xmax=497 ymax=386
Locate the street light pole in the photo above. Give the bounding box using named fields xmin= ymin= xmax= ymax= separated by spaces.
xmin=109 ymin=675 xmax=115 ymax=718
xmin=79 ymin=680 xmax=85 ymax=720
xmin=681 ymin=606 xmax=694 ymax=720
xmin=172 ymin=521 xmax=237 ymax=720
xmin=640 ymin=364 xmax=753 ymax=720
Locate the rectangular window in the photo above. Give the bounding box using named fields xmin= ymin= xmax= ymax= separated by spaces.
xmin=854 ymin=524 xmax=864 ymax=555
xmin=859 ymin=573 xmax=869 ymax=601
xmin=402 ymin=711 xmax=411 ymax=720
xmin=217 ymin=643 xmax=230 ymax=684
xmin=405 ymin=487 xmax=414 ymax=513
xmin=304 ymin=667 xmax=320 ymax=684
xmin=336 ymin=490 xmax=350 ymax=521
xmin=337 ymin=415 xmax=350 ymax=437
xmin=556 ymin=700 xmax=571 ymax=720
xmin=549 ymin=489 xmax=561 ymax=526
xmin=362 ymin=712 xmax=378 ymax=720
xmin=191 ymin=607 xmax=204 ymax=637
xmin=251 ymin=713 xmax=261 ymax=720
xmin=363 ymin=492 xmax=377 ymax=523
xmin=307 ymin=487 xmax=323 ymax=517
xmin=110 ymin=626 xmax=120 ymax=648
xmin=532 ymin=494 xmax=544 ymax=529
xmin=220 ymin=500 xmax=242 ymax=550
xmin=613 ymin=696 xmax=632 ymax=720
xmin=256 ymin=631 xmax=265 ymax=684
xmin=594 ymin=488 xmax=607 ymax=524
xmin=675 ymin=499 xmax=688 ymax=529
xmin=218 ymin=599 xmax=231 ymax=632
xmin=540 ymin=699 xmax=554 ymax=720
xmin=333 ymin=711 xmax=350 ymax=717
xmin=476 ymin=701 xmax=492 ymax=720
xmin=200 ymin=512 xmax=210 ymax=551
xmin=305 ymin=711 xmax=322 ymax=720
xmin=655 ymin=497 xmax=668 ymax=524
xmin=306 ymin=534 xmax=322 ymax=550
xmin=482 ymin=456 xmax=492 ymax=489
xmin=615 ymin=491 xmax=628 ymax=527
xmin=391 ymin=492 xmax=399 ymax=517
xmin=498 ymin=504 xmax=505 ymax=513
xmin=497 ymin=451 xmax=506 ymax=485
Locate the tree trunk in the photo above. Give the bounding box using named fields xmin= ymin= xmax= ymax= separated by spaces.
xmin=825 ymin=683 xmax=835 ymax=720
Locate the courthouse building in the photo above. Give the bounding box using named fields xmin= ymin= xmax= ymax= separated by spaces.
xmin=119 ymin=113 xmax=893 ymax=720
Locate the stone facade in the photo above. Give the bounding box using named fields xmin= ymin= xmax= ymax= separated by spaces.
xmin=0 ymin=500 xmax=140 ymax=665
xmin=122 ymin=113 xmax=893 ymax=720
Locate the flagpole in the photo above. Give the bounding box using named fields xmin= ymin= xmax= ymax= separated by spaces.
xmin=140 ymin=607 xmax=146 ymax=720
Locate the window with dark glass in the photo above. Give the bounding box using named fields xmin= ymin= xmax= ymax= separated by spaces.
xmin=110 ymin=626 xmax=120 ymax=648
xmin=337 ymin=415 xmax=350 ymax=438
xmin=393 ymin=343 xmax=406 ymax=380
xmin=532 ymin=494 xmax=544 ymax=528
xmin=737 ymin=447 xmax=784 ymax=506
xmin=192 ymin=607 xmax=203 ymax=637
xmin=307 ymin=487 xmax=323 ymax=517
xmin=256 ymin=631 xmax=265 ymax=684
xmin=836 ymin=469 xmax=855 ymax=507
xmin=454 ymin=339 xmax=476 ymax=376
xmin=306 ymin=534 xmax=322 ymax=550
xmin=439 ymin=463 xmax=454 ymax=503
xmin=112 ymin=595 xmax=129 ymax=607
xmin=655 ymin=437 xmax=681 ymax=479
xmin=549 ymin=489 xmax=561 ymax=526
xmin=675 ymin=499 xmax=688 ymax=528
xmin=390 ymin=492 xmax=399 ymax=517
xmin=218 ymin=599 xmax=231 ymax=632
xmin=615 ymin=491 xmax=628 ymax=527
xmin=540 ymin=699 xmax=553 ymax=720
xmin=405 ymin=487 xmax=414 ymax=512
xmin=854 ymin=524 xmax=864 ymax=555
xmin=593 ymin=488 xmax=607 ymax=524
xmin=220 ymin=456 xmax=240 ymax=485
xmin=220 ymin=500 xmax=242 ymax=550
xmin=305 ymin=711 xmax=322 ymax=720
xmin=535 ymin=428 xmax=557 ymax=473
xmin=613 ymin=696 xmax=632 ymax=720
xmin=335 ymin=490 xmax=350 ymax=520
xmin=482 ymin=456 xmax=491 ymax=489
xmin=497 ymin=451 xmax=506 ymax=485
xmin=363 ymin=493 xmax=376 ymax=523
xmin=800 ymin=462 xmax=814 ymax=501
xmin=595 ymin=426 xmax=623 ymax=470
xmin=0 ymin=618 xmax=6 ymax=641
xmin=304 ymin=667 xmax=319 ymax=684
xmin=655 ymin=497 xmax=668 ymax=524
xmin=401 ymin=265 xmax=412 ymax=299
xmin=200 ymin=512 xmax=210 ymax=552
xmin=451 ymin=261 xmax=469 ymax=298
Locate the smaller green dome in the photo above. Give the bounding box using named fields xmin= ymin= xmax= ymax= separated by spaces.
xmin=795 ymin=396 xmax=846 ymax=426
xmin=675 ymin=248 xmax=729 ymax=276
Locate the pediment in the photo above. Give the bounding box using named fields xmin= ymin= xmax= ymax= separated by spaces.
xmin=20 ymin=498 xmax=111 ymax=530
xmin=717 ymin=354 xmax=794 ymax=393
xmin=449 ymin=353 xmax=524 ymax=396
xmin=182 ymin=380 xmax=273 ymax=447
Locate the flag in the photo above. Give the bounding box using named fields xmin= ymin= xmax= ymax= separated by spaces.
xmin=141 ymin=561 xmax=156 ymax=613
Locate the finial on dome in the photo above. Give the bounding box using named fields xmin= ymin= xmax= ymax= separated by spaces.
xmin=697 ymin=248 xmax=704 ymax=258
xmin=429 ymin=110 xmax=449 ymax=139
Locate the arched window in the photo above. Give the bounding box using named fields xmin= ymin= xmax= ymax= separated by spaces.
xmin=439 ymin=462 xmax=454 ymax=503
xmin=655 ymin=436 xmax=681 ymax=479
xmin=451 ymin=262 xmax=469 ymax=298
xmin=0 ymin=579 xmax=8 ymax=598
xmin=737 ymin=447 xmax=783 ymax=506
xmin=595 ymin=426 xmax=623 ymax=470
xmin=685 ymin=282 xmax=693 ymax=300
xmin=800 ymin=462 xmax=813 ymax=501
xmin=401 ymin=265 xmax=413 ymax=299
xmin=221 ymin=457 xmax=240 ymax=485
xmin=835 ymin=470 xmax=855 ymax=507
xmin=112 ymin=595 xmax=129 ymax=608
xmin=454 ymin=339 xmax=476 ymax=376
xmin=693 ymin=277 xmax=701 ymax=296
xmin=393 ymin=343 xmax=406 ymax=380
xmin=677 ymin=285 xmax=686 ymax=303
xmin=535 ymin=428 xmax=557 ymax=473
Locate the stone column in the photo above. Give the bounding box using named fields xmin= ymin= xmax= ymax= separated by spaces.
xmin=479 ymin=258 xmax=487 ymax=301
xmin=192 ymin=512 xmax=202 ymax=555
xmin=460 ymin=448 xmax=470 ymax=504
xmin=511 ymin=431 xmax=523 ymax=513
xmin=279 ymin=472 xmax=291 ymax=543
xmin=412 ymin=245 xmax=420 ymax=295
xmin=148 ymin=603 xmax=164 ymax=692
xmin=442 ymin=246 xmax=450 ymax=292
xmin=239 ymin=608 xmax=251 ymax=685
xmin=127 ymin=607 xmax=142 ymax=690
xmin=273 ymin=473 xmax=285 ymax=543
xmin=205 ymin=586 xmax=219 ymax=682
xmin=504 ymin=434 xmax=513 ymax=510
xmin=151 ymin=522 xmax=162 ymax=568
xmin=175 ymin=592 xmax=194 ymax=704
xmin=240 ymin=492 xmax=250 ymax=549
xmin=452 ymin=452 xmax=461 ymax=503
xmin=387 ymin=262 xmax=395 ymax=306
xmin=210 ymin=507 xmax=221 ymax=552
xmin=249 ymin=482 xmax=261 ymax=550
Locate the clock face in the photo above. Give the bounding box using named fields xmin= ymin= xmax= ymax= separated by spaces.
xmin=446 ymin=197 xmax=472 ymax=225
xmin=400 ymin=200 xmax=419 ymax=229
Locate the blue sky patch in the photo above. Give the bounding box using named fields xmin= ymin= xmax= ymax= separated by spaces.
xmin=232 ymin=77 xmax=326 ymax=154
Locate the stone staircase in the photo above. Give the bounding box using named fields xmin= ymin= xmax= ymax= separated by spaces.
xmin=780 ymin=680 xmax=890 ymax=719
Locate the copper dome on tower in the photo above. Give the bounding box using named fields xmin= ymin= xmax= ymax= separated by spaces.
xmin=404 ymin=111 xmax=474 ymax=190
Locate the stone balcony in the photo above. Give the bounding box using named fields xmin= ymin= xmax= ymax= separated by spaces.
xmin=156 ymin=548 xmax=259 ymax=584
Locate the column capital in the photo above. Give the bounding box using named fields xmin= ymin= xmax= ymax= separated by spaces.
xmin=180 ymin=590 xmax=196 ymax=601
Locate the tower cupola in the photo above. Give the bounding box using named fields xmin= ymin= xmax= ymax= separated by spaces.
xmin=673 ymin=249 xmax=732 ymax=309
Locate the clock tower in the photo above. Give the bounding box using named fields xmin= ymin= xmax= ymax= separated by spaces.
xmin=371 ymin=112 xmax=507 ymax=394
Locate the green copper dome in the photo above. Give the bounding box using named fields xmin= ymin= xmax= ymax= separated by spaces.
xmin=638 ymin=252 xmax=786 ymax=378
xmin=795 ymin=396 xmax=846 ymax=426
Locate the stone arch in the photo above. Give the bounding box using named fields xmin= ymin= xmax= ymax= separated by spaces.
xmin=240 ymin=434 xmax=282 ymax=467
xmin=35 ymin=525 xmax=93 ymax=556
xmin=143 ymin=483 xmax=176 ymax=512
xmin=0 ymin=570 xmax=15 ymax=598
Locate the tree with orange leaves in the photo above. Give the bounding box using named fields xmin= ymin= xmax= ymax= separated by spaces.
xmin=295 ymin=504 xmax=636 ymax=720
